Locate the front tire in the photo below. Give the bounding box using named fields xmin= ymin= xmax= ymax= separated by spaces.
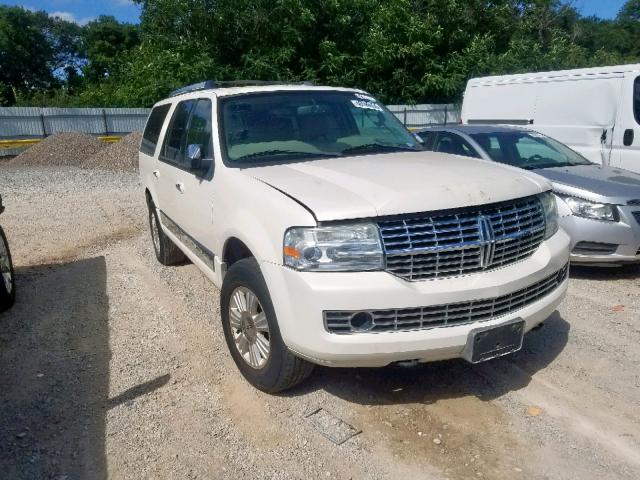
xmin=0 ymin=226 xmax=16 ymax=312
xmin=147 ymin=200 xmax=186 ymax=266
xmin=221 ymin=258 xmax=313 ymax=393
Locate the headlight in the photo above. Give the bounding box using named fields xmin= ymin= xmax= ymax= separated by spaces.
xmin=561 ymin=195 xmax=618 ymax=222
xmin=539 ymin=192 xmax=559 ymax=239
xmin=283 ymin=223 xmax=383 ymax=271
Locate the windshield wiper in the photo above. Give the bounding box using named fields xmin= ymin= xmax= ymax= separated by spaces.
xmin=341 ymin=143 xmax=420 ymax=155
xmin=236 ymin=150 xmax=338 ymax=161
xmin=523 ymin=162 xmax=576 ymax=170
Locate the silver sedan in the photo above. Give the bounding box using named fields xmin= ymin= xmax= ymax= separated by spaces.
xmin=417 ymin=125 xmax=640 ymax=266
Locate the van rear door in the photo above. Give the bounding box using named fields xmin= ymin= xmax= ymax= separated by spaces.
xmin=610 ymin=73 xmax=640 ymax=174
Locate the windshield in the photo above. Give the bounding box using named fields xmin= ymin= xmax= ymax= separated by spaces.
xmin=219 ymin=90 xmax=421 ymax=164
xmin=468 ymin=131 xmax=593 ymax=170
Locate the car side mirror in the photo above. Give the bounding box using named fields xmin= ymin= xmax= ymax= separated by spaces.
xmin=187 ymin=144 xmax=212 ymax=176
xmin=623 ymin=129 xmax=634 ymax=147
xmin=187 ymin=144 xmax=203 ymax=163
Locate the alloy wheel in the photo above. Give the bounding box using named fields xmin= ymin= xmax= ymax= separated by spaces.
xmin=229 ymin=286 xmax=270 ymax=369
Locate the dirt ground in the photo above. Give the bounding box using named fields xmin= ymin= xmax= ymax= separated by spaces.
xmin=1 ymin=165 xmax=639 ymax=480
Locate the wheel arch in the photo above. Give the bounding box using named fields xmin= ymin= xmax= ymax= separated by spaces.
xmin=223 ymin=237 xmax=255 ymax=268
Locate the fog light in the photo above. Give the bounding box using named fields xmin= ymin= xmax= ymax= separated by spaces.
xmin=350 ymin=311 xmax=374 ymax=331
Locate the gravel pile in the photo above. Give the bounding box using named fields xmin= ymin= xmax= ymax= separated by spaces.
xmin=10 ymin=133 xmax=105 ymax=167
xmin=83 ymin=131 xmax=142 ymax=173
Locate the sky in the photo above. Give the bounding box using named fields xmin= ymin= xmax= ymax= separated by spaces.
xmin=575 ymin=0 xmax=627 ymax=19
xmin=0 ymin=0 xmax=630 ymax=25
xmin=0 ymin=0 xmax=141 ymax=25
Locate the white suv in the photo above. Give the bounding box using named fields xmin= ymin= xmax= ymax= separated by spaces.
xmin=139 ymin=81 xmax=570 ymax=392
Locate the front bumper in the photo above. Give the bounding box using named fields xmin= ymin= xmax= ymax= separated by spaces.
xmin=562 ymin=208 xmax=640 ymax=265
xmin=261 ymin=229 xmax=570 ymax=367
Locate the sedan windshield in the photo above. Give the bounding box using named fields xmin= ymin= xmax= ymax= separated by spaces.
xmin=219 ymin=90 xmax=421 ymax=164
xmin=468 ymin=131 xmax=593 ymax=170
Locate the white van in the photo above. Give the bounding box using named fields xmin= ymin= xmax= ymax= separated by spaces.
xmin=461 ymin=64 xmax=640 ymax=173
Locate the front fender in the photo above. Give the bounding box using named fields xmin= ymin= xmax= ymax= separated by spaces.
xmin=216 ymin=174 xmax=317 ymax=267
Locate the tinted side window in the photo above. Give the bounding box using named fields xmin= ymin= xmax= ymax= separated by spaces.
xmin=434 ymin=132 xmax=478 ymax=158
xmin=141 ymin=104 xmax=171 ymax=156
xmin=162 ymin=100 xmax=196 ymax=165
xmin=473 ymin=134 xmax=506 ymax=162
xmin=185 ymin=99 xmax=213 ymax=161
xmin=634 ymin=76 xmax=640 ymax=125
xmin=418 ymin=131 xmax=437 ymax=150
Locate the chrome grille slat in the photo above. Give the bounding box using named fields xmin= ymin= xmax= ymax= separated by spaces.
xmin=324 ymin=264 xmax=568 ymax=334
xmin=379 ymin=196 xmax=546 ymax=281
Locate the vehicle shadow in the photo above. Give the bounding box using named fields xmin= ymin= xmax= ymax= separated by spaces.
xmin=0 ymin=257 xmax=168 ymax=479
xmin=290 ymin=312 xmax=569 ymax=406
xmin=569 ymin=263 xmax=640 ymax=281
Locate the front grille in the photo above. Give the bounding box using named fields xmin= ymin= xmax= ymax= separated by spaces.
xmin=324 ymin=263 xmax=569 ymax=334
xmin=632 ymin=211 xmax=640 ymax=225
xmin=572 ymin=241 xmax=618 ymax=255
xmin=378 ymin=196 xmax=546 ymax=281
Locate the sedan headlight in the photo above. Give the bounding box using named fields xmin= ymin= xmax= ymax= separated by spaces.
xmin=539 ymin=191 xmax=559 ymax=239
xmin=284 ymin=223 xmax=383 ymax=271
xmin=561 ymin=195 xmax=618 ymax=222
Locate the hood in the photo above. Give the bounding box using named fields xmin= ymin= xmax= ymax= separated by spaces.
xmin=537 ymin=164 xmax=640 ymax=204
xmin=247 ymin=151 xmax=549 ymax=221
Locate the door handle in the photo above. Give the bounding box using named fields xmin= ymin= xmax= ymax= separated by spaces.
xmin=152 ymin=170 xmax=160 ymax=178
xmin=175 ymin=182 xmax=185 ymax=193
xmin=623 ymin=129 xmax=634 ymax=147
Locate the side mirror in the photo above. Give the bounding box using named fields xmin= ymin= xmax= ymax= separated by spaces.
xmin=187 ymin=144 xmax=203 ymax=162
xmin=187 ymin=144 xmax=212 ymax=175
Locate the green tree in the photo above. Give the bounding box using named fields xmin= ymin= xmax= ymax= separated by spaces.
xmin=83 ymin=16 xmax=140 ymax=82
xmin=0 ymin=6 xmax=55 ymax=104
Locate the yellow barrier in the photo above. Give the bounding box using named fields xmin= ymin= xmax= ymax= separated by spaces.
xmin=0 ymin=135 xmax=123 ymax=150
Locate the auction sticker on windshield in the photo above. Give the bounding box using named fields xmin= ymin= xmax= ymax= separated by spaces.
xmin=351 ymin=99 xmax=383 ymax=111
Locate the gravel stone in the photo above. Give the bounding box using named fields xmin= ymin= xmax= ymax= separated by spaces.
xmin=9 ymin=133 xmax=105 ymax=167
xmin=83 ymin=132 xmax=143 ymax=173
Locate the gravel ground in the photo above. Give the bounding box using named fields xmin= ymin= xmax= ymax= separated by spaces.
xmin=83 ymin=132 xmax=143 ymax=173
xmin=9 ymin=133 xmax=105 ymax=168
xmin=0 ymin=165 xmax=639 ymax=480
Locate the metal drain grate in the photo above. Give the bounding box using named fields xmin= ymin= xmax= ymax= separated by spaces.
xmin=304 ymin=407 xmax=361 ymax=445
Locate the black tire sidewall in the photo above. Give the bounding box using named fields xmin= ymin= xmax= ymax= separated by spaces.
xmin=0 ymin=225 xmax=16 ymax=312
xmin=220 ymin=258 xmax=291 ymax=392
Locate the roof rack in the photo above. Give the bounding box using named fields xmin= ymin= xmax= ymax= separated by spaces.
xmin=169 ymin=80 xmax=315 ymax=97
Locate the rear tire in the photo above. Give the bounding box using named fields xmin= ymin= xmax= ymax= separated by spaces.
xmin=0 ymin=226 xmax=16 ymax=312
xmin=147 ymin=199 xmax=186 ymax=266
xmin=221 ymin=258 xmax=313 ymax=393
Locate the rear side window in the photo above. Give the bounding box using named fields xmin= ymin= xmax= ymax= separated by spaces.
xmin=634 ymin=77 xmax=640 ymax=125
xmin=141 ymin=104 xmax=171 ymax=156
xmin=161 ymin=100 xmax=196 ymax=165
